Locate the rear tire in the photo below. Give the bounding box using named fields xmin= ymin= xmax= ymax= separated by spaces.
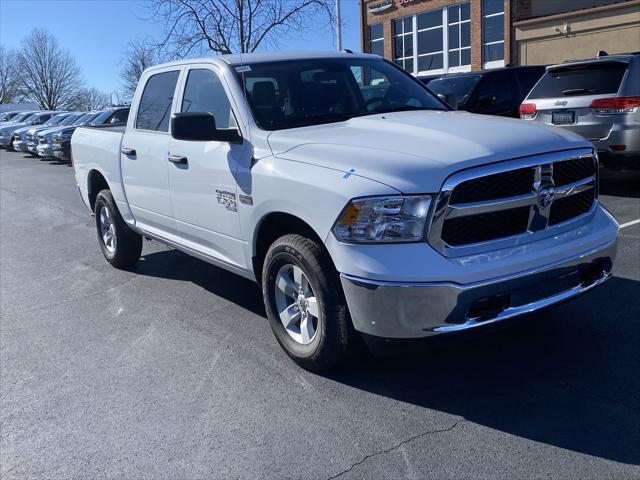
xmin=94 ymin=189 xmax=142 ymax=269
xmin=262 ymin=234 xmax=352 ymax=371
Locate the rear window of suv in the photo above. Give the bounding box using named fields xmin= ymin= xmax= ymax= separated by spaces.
xmin=527 ymin=62 xmax=626 ymax=99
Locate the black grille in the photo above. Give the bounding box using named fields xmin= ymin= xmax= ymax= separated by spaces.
xmin=549 ymin=188 xmax=595 ymax=226
xmin=553 ymin=157 xmax=595 ymax=186
xmin=442 ymin=207 xmax=530 ymax=246
xmin=450 ymin=167 xmax=534 ymax=204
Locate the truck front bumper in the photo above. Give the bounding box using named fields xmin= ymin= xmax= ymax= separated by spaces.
xmin=0 ymin=135 xmax=12 ymax=147
xmin=341 ymin=239 xmax=615 ymax=342
xmin=36 ymin=144 xmax=54 ymax=157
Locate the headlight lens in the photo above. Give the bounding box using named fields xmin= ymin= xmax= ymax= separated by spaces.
xmin=333 ymin=195 xmax=432 ymax=243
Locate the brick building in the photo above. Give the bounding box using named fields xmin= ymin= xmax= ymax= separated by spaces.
xmin=359 ymin=0 xmax=640 ymax=76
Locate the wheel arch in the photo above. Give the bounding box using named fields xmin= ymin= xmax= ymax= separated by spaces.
xmin=252 ymin=211 xmax=327 ymax=282
xmin=87 ymin=169 xmax=110 ymax=212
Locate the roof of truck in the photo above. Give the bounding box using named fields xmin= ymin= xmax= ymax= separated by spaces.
xmin=151 ymin=50 xmax=377 ymax=70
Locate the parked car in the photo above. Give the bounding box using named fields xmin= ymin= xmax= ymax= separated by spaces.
xmin=520 ymin=52 xmax=640 ymax=170
xmin=71 ymin=52 xmax=617 ymax=370
xmin=88 ymin=107 xmax=130 ymax=126
xmin=12 ymin=112 xmax=71 ymax=154
xmin=0 ymin=111 xmax=26 ymax=123
xmin=22 ymin=112 xmax=85 ymax=155
xmin=47 ymin=108 xmax=129 ymax=161
xmin=1 ymin=111 xmax=55 ymax=151
xmin=421 ymin=66 xmax=546 ymax=117
xmin=36 ymin=111 xmax=102 ymax=158
xmin=0 ymin=111 xmax=40 ymax=146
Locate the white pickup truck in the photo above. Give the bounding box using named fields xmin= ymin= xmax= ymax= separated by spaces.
xmin=71 ymin=51 xmax=618 ymax=370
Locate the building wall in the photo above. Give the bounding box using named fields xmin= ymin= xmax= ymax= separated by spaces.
xmin=515 ymin=0 xmax=640 ymax=65
xmin=360 ymin=0 xmax=511 ymax=73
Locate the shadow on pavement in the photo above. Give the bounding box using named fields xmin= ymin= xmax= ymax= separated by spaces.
xmin=325 ymin=275 xmax=640 ymax=465
xmin=134 ymin=240 xmax=639 ymax=465
xmin=600 ymin=169 xmax=640 ymax=199
xmin=135 ymin=248 xmax=266 ymax=318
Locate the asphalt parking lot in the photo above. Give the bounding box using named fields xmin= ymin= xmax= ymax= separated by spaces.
xmin=1 ymin=149 xmax=639 ymax=479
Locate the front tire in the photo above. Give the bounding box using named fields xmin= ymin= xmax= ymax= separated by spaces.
xmin=262 ymin=234 xmax=352 ymax=371
xmin=94 ymin=190 xmax=142 ymax=269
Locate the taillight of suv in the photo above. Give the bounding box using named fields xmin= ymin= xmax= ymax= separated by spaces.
xmin=590 ymin=96 xmax=640 ymax=114
xmin=519 ymin=103 xmax=537 ymax=119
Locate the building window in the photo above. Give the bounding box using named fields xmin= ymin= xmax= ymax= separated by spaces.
xmin=369 ymin=23 xmax=384 ymax=57
xmin=393 ymin=17 xmax=414 ymax=73
xmin=482 ymin=0 xmax=505 ymax=68
xmin=447 ymin=3 xmax=471 ymax=69
xmin=393 ymin=2 xmax=471 ymax=76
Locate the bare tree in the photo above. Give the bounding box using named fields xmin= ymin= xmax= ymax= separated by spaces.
xmin=69 ymin=87 xmax=110 ymax=111
xmin=17 ymin=29 xmax=84 ymax=110
xmin=0 ymin=45 xmax=21 ymax=104
xmin=119 ymin=38 xmax=164 ymax=98
xmin=145 ymin=0 xmax=335 ymax=58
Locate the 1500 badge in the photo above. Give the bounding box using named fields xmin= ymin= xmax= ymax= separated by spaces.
xmin=216 ymin=189 xmax=237 ymax=212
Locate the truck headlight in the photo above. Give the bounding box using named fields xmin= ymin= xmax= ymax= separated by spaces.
xmin=333 ymin=195 xmax=433 ymax=243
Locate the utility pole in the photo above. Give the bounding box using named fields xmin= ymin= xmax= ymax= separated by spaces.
xmin=336 ymin=0 xmax=342 ymax=51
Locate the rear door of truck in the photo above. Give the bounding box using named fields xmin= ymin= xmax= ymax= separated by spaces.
xmin=121 ymin=67 xmax=182 ymax=237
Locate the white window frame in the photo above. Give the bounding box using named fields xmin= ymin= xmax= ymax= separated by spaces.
xmin=392 ymin=2 xmax=472 ymax=77
xmin=482 ymin=4 xmax=505 ymax=69
xmin=447 ymin=4 xmax=472 ymax=73
xmin=393 ymin=18 xmax=414 ymax=73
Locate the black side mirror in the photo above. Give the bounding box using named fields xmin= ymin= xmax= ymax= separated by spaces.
xmin=171 ymin=112 xmax=242 ymax=143
xmin=477 ymin=94 xmax=497 ymax=108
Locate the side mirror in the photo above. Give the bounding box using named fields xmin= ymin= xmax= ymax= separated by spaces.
xmin=437 ymin=93 xmax=458 ymax=110
xmin=477 ymin=94 xmax=497 ymax=108
xmin=171 ymin=112 xmax=242 ymax=144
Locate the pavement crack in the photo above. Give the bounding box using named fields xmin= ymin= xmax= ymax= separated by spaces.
xmin=327 ymin=418 xmax=466 ymax=479
xmin=3 ymin=275 xmax=139 ymax=316
xmin=561 ymin=380 xmax=639 ymax=411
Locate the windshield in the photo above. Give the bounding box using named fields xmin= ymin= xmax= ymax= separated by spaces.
xmin=11 ymin=112 xmax=34 ymax=123
xmin=73 ymin=112 xmax=96 ymax=125
xmin=21 ymin=113 xmax=40 ymax=123
xmin=427 ymin=75 xmax=481 ymax=107
xmin=89 ymin=111 xmax=111 ymax=125
xmin=236 ymin=57 xmax=446 ymax=130
xmin=59 ymin=113 xmax=81 ymax=126
xmin=44 ymin=114 xmax=68 ymax=126
xmin=528 ymin=62 xmax=627 ymax=99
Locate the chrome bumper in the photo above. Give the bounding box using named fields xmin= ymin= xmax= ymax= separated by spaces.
xmin=36 ymin=144 xmax=53 ymax=157
xmin=340 ymin=240 xmax=616 ymax=339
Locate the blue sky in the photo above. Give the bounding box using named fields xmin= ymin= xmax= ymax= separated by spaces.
xmin=0 ymin=0 xmax=361 ymax=96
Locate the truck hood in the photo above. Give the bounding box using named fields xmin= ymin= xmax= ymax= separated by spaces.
xmin=266 ymin=110 xmax=591 ymax=193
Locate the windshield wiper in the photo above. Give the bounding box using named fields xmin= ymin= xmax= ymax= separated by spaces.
xmin=562 ymin=88 xmax=595 ymax=96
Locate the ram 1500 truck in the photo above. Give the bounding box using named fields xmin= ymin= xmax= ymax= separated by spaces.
xmin=71 ymin=52 xmax=619 ymax=370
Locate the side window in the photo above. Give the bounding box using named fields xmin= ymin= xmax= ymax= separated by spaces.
xmin=109 ymin=109 xmax=129 ymax=124
xmin=475 ymin=72 xmax=513 ymax=104
xmin=136 ymin=70 xmax=180 ymax=132
xmin=181 ymin=69 xmax=231 ymax=129
xmin=516 ymin=68 xmax=544 ymax=99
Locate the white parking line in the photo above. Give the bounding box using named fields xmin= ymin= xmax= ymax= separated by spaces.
xmin=619 ymin=218 xmax=640 ymax=229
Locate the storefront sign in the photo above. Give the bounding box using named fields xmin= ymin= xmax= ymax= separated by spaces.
xmin=368 ymin=0 xmax=393 ymax=14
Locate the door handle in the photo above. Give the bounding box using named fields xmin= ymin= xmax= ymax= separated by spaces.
xmin=121 ymin=147 xmax=136 ymax=156
xmin=168 ymin=154 xmax=188 ymax=165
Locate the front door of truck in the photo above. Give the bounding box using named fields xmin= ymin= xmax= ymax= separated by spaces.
xmin=167 ymin=65 xmax=248 ymax=270
xmin=121 ymin=69 xmax=180 ymax=238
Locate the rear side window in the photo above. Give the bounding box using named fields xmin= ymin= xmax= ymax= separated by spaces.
xmin=181 ymin=69 xmax=231 ymax=129
xmin=136 ymin=70 xmax=180 ymax=132
xmin=527 ymin=62 xmax=626 ymax=99
xmin=427 ymin=75 xmax=481 ymax=106
xmin=515 ymin=68 xmax=545 ymax=98
xmin=109 ymin=109 xmax=130 ymax=124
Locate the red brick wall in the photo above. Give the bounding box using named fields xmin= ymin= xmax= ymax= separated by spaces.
xmin=361 ymin=0 xmax=511 ymax=70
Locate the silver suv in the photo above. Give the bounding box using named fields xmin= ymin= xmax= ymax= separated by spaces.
xmin=520 ymin=52 xmax=639 ymax=170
